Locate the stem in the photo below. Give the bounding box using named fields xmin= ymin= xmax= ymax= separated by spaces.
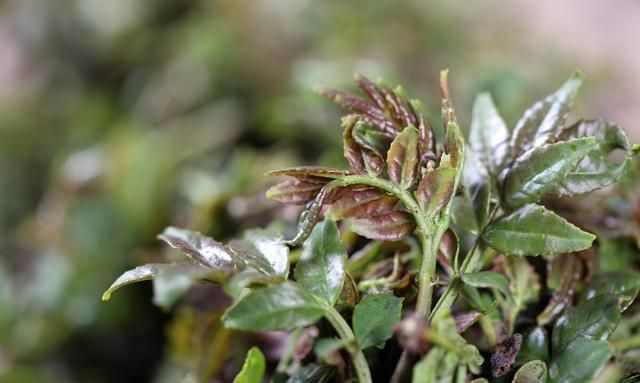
xmin=612 ymin=335 xmax=640 ymax=352
xmin=324 ymin=304 xmax=372 ymax=383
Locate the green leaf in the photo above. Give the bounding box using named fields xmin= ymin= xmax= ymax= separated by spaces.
xmin=285 ymin=363 xmax=334 ymax=383
xmin=580 ymin=271 xmax=640 ymax=311
xmin=152 ymin=266 xmax=213 ymax=309
xmin=228 ymin=227 xmax=289 ymax=277
xmin=509 ymin=72 xmax=583 ymax=160
xmin=552 ymin=120 xmax=633 ymax=197
xmin=413 ymin=347 xmax=445 ymax=383
xmin=233 ymin=347 xmax=266 ymax=383
xmin=453 ymin=149 xmax=491 ymax=233
xmin=548 ymin=339 xmax=611 ymax=383
xmin=416 ymin=162 xmax=457 ymax=216
xmin=326 ymin=187 xmax=398 ymax=220
xmin=353 ymin=120 xmax=391 ymax=174
xmin=387 ymin=126 xmax=420 ymax=189
xmin=353 ymin=293 xmax=403 ymax=349
xmin=552 ymin=294 xmax=620 ymax=352
xmin=503 ymin=137 xmax=597 ymax=208
xmin=469 ymin=92 xmax=510 ymax=179
xmin=158 ymin=227 xmax=240 ymax=270
xmin=513 ymin=360 xmax=547 ymax=383
xmin=517 ymin=327 xmax=549 ymax=365
xmin=461 ymin=271 xmax=510 ymax=297
xmin=350 ymin=210 xmax=416 ymax=241
xmin=295 ymin=220 xmax=347 ymax=305
xmin=503 ymin=257 xmax=541 ymax=323
xmin=286 ymin=188 xmax=328 ymax=246
xmin=222 ymin=281 xmax=325 ymax=332
xmin=102 ymin=263 xmax=209 ymax=301
xmin=483 ymin=204 xmax=595 ymax=256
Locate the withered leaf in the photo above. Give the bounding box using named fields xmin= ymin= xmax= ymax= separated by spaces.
xmin=491 ymin=333 xmax=523 ymax=377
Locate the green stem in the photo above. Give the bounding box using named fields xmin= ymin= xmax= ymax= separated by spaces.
xmin=324 ymin=304 xmax=372 ymax=383
xmin=329 ymin=175 xmax=442 ymax=319
xmin=612 ymin=335 xmax=640 ymax=352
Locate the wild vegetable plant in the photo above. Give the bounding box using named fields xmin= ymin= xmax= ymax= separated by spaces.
xmin=103 ymin=70 xmax=640 ymax=382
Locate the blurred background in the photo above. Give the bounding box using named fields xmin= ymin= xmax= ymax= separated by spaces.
xmin=0 ymin=0 xmax=638 ymax=382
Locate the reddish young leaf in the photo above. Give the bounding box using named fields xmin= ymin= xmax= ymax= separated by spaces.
xmin=416 ymin=164 xmax=457 ymax=215
xmin=350 ymin=210 xmax=416 ymax=241
xmin=537 ymin=253 xmax=585 ymax=325
xmin=266 ymin=179 xmax=324 ymax=205
xmin=354 ymin=73 xmax=386 ymax=110
xmin=326 ymin=187 xmax=398 ymax=220
xmin=341 ymin=115 xmax=367 ymax=173
xmin=454 ymin=311 xmax=484 ymax=334
xmin=266 ymin=166 xmax=349 ymax=180
xmin=387 ymin=126 xmax=420 ymax=189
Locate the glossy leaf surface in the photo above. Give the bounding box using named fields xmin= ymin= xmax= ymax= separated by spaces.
xmin=513 ymin=360 xmax=547 ymax=383
xmin=416 ymin=164 xmax=457 ymax=216
xmin=158 ymin=226 xmax=239 ymax=270
xmin=504 ymin=137 xmax=597 ymax=208
xmin=483 ymin=204 xmax=595 ymax=256
xmin=509 ymin=72 xmax=582 ymax=160
xmin=387 ymin=126 xmax=420 ymax=189
xmin=548 ymin=338 xmax=611 ymax=383
xmin=350 ymin=210 xmax=416 ymax=241
xmin=295 ymin=220 xmax=347 ymax=305
xmin=326 ymin=187 xmax=397 ymax=220
xmin=223 ymin=282 xmax=325 ymax=332
xmin=469 ymin=93 xmax=509 ymax=179
xmin=353 ymin=293 xmax=403 ymax=349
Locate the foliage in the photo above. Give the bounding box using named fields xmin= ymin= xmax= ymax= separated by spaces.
xmin=103 ymin=70 xmax=640 ymax=383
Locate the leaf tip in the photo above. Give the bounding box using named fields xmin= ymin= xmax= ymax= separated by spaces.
xmin=101 ymin=291 xmax=111 ymax=301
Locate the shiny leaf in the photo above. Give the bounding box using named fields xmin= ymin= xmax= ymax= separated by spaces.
xmin=504 ymin=137 xmax=597 ymax=208
xmin=513 ymin=360 xmax=547 ymax=383
xmin=286 ymin=188 xmax=328 ymax=246
xmin=461 ymin=271 xmax=510 ymax=297
xmin=509 ymin=72 xmax=583 ymax=161
xmin=350 ymin=210 xmax=416 ymax=241
xmin=483 ymin=204 xmax=595 ymax=256
xmin=102 ymin=262 xmax=209 ymax=301
xmin=326 ymin=187 xmax=398 ymax=220
xmin=158 ymin=227 xmax=239 ymax=270
xmin=295 ymin=220 xmax=347 ymax=305
xmin=548 ymin=338 xmax=611 ymax=383
xmin=228 ymin=227 xmax=289 ymax=277
xmin=222 ymin=282 xmax=325 ymax=332
xmin=353 ymin=293 xmax=403 ymax=349
xmin=580 ymin=271 xmax=640 ymax=311
xmin=470 ymin=93 xmax=510 ymax=179
xmin=233 ymin=347 xmax=266 ymax=383
xmin=552 ymin=294 xmax=620 ymax=352
xmin=416 ymin=163 xmax=457 ymax=216
xmin=451 ymin=149 xmax=491 ymax=233
xmin=266 ymin=179 xmax=323 ymax=205
xmin=517 ymin=327 xmax=549 ymax=365
xmin=387 ymin=126 xmax=420 ymax=189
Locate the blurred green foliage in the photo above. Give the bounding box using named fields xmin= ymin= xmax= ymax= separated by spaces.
xmin=0 ymin=0 xmax=617 ymax=381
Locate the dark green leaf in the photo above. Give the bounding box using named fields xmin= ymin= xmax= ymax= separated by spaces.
xmin=353 ymin=293 xmax=403 ymax=349
xmin=285 ymin=363 xmax=334 ymax=383
xmin=233 ymin=347 xmax=266 ymax=383
xmin=548 ymin=339 xmax=611 ymax=383
xmin=470 ymin=92 xmax=510 ymax=179
xmin=580 ymin=271 xmax=640 ymax=311
xmin=295 ymin=220 xmax=347 ymax=305
xmin=461 ymin=271 xmax=510 ymax=297
xmin=483 ymin=204 xmax=595 ymax=256
xmin=416 ymin=162 xmax=457 ymax=216
xmin=513 ymin=360 xmax=547 ymax=383
xmin=158 ymin=227 xmax=239 ymax=270
xmin=517 ymin=327 xmax=549 ymax=365
xmin=552 ymin=294 xmax=620 ymax=352
xmin=552 ymin=120 xmax=633 ymax=197
xmin=326 ymin=187 xmax=398 ymax=220
xmin=350 ymin=210 xmax=416 ymax=241
xmin=223 ymin=282 xmax=325 ymax=332
xmin=509 ymin=72 xmax=583 ymax=161
xmin=504 ymin=137 xmax=597 ymax=208
xmin=387 ymin=126 xmax=420 ymax=189
xmin=102 ymin=262 xmax=209 ymax=301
